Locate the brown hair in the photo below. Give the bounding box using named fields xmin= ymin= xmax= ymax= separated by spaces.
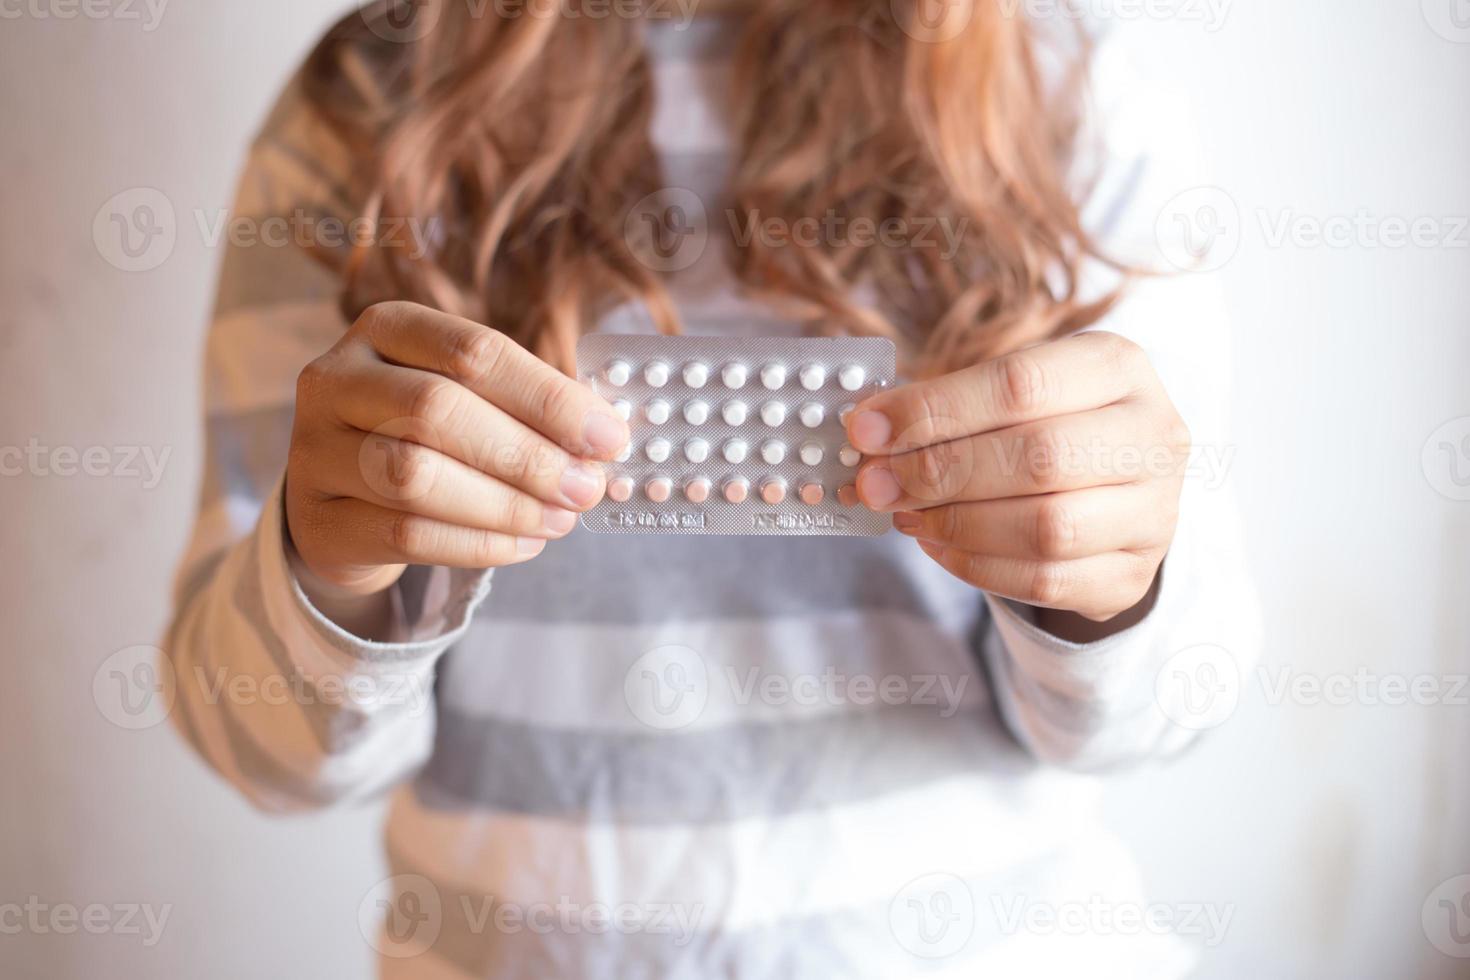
xmin=304 ymin=0 xmax=1119 ymax=376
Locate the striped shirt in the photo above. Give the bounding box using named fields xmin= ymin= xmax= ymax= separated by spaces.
xmin=166 ymin=17 xmax=1258 ymax=979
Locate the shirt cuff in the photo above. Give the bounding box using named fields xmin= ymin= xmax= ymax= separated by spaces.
xmin=262 ymin=473 xmax=493 ymax=671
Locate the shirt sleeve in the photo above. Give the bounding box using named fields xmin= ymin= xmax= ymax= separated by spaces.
xmin=162 ymin=73 xmax=494 ymax=813
xmin=976 ymin=27 xmax=1262 ymax=771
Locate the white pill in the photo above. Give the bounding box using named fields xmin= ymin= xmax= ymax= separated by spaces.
xmin=683 ymin=361 xmax=710 ymax=389
xmin=611 ymin=399 xmax=632 ymax=421
xmin=798 ymin=402 xmax=825 ymax=428
xmin=761 ymin=439 xmax=786 ymax=465
xmin=760 ymin=401 xmax=787 ymax=427
xmin=760 ymin=363 xmax=787 ymax=390
xmin=838 ymin=402 xmax=857 ymax=425
xmin=722 ymin=362 xmax=748 ymax=389
xmin=614 ymin=443 xmax=632 ymax=463
xmin=799 ymin=363 xmax=826 ymax=390
xmin=645 ymin=438 xmax=671 ymax=463
xmin=685 ymin=438 xmax=711 ymax=463
xmin=683 ymin=400 xmax=710 ymax=425
xmin=605 ymin=360 xmax=632 ymax=387
xmin=839 ymin=444 xmax=862 ymax=467
xmin=799 ymin=441 xmax=824 ymax=466
xmin=722 ymin=400 xmax=749 ymax=426
xmin=644 ymin=399 xmax=671 ymax=425
xmin=838 ymin=364 xmax=866 ymax=391
xmin=722 ymin=438 xmax=749 ymax=464
xmin=644 ymin=360 xmax=671 ymax=388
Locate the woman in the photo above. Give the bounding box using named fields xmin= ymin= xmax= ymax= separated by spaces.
xmin=167 ymin=0 xmax=1257 ymax=975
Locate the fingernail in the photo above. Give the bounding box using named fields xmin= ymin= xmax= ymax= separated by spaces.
xmin=858 ymin=466 xmax=901 ymax=510
xmin=583 ymin=411 xmax=627 ymax=457
xmin=893 ymin=511 xmax=923 ymax=533
xmin=542 ymin=506 xmax=577 ymax=536
xmin=559 ymin=463 xmax=603 ymax=508
xmin=517 ymin=537 xmax=547 ymax=557
xmin=850 ymin=411 xmax=892 ymax=453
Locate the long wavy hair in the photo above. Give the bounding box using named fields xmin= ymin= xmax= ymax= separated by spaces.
xmin=303 ymin=0 xmax=1120 ymax=376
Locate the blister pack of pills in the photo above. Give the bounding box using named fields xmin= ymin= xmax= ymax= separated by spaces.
xmin=577 ymin=335 xmax=896 ymax=536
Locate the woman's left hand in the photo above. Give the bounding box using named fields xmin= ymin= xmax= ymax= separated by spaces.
xmin=846 ymin=331 xmax=1190 ymax=625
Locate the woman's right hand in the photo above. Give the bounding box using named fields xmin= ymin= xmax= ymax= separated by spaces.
xmin=284 ymin=301 xmax=629 ymax=601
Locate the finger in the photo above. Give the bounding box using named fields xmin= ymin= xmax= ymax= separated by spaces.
xmin=352 ymin=302 xmax=629 ymax=460
xmin=893 ymin=483 xmax=1180 ymax=561
xmin=847 ymin=331 xmax=1153 ymax=455
xmin=302 ymin=495 xmax=548 ymax=570
xmin=324 ymin=355 xmax=608 ymax=510
xmin=857 ymin=403 xmax=1172 ymax=511
xmin=301 ymin=428 xmax=580 ymax=540
xmin=915 ymin=541 xmax=1162 ymax=622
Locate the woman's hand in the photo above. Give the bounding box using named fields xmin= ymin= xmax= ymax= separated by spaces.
xmin=846 ymin=331 xmax=1190 ymax=629
xmin=284 ymin=301 xmax=629 ymax=602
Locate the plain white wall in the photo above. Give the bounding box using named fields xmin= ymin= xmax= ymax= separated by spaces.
xmin=1 ymin=2 xmax=1466 ymax=979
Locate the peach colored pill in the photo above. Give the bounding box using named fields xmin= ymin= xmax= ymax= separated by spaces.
xmin=723 ymin=477 xmax=749 ymax=504
xmin=607 ymin=476 xmax=634 ymax=503
xmin=799 ymin=482 xmax=825 ymax=506
xmin=837 ymin=483 xmax=860 ymax=507
xmin=685 ymin=477 xmax=712 ymax=504
xmin=645 ymin=477 xmax=673 ymax=503
xmin=760 ymin=478 xmax=787 ymax=505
